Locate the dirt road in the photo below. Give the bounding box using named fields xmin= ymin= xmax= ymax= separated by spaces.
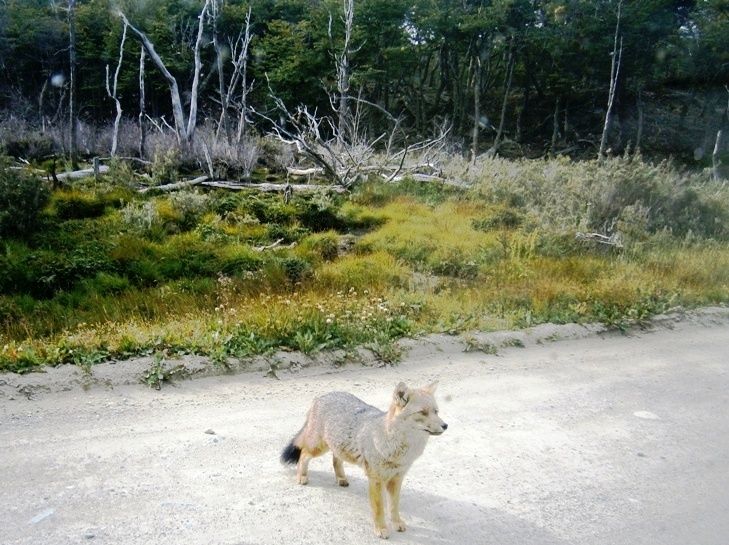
xmin=2 ymin=309 xmax=729 ymax=545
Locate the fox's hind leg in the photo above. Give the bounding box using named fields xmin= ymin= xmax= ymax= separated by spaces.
xmin=332 ymin=456 xmax=349 ymax=487
xmin=296 ymin=442 xmax=327 ymax=485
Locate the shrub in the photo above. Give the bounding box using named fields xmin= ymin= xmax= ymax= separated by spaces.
xmin=0 ymin=117 xmax=55 ymax=160
xmin=299 ymin=231 xmax=340 ymax=261
xmin=472 ymin=206 xmax=524 ymax=231
xmin=121 ymin=201 xmax=159 ymax=234
xmin=169 ymin=191 xmax=210 ymax=229
xmin=218 ymin=246 xmax=263 ymax=276
xmin=0 ymin=163 xmax=50 ymax=238
xmin=51 ymin=190 xmax=107 ymax=220
xmin=296 ymin=198 xmax=347 ymax=231
xmin=151 ymin=147 xmax=181 ymax=185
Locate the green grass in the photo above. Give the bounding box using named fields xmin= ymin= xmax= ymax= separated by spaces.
xmin=1 ymin=156 xmax=728 ymax=372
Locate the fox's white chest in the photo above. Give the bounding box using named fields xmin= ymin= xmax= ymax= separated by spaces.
xmin=364 ymin=427 xmax=429 ymax=479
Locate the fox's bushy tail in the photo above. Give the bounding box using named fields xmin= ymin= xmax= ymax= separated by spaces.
xmin=280 ymin=418 xmax=307 ymax=465
xmin=280 ymin=441 xmax=302 ymax=465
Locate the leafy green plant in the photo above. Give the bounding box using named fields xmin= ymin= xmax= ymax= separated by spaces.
xmin=142 ymin=352 xmax=187 ymax=390
xmin=0 ymin=163 xmax=50 ymax=238
xmin=51 ymin=190 xmax=107 ymax=220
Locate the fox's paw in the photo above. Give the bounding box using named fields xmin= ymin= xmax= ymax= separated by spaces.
xmin=297 ymin=475 xmax=309 ymax=485
xmin=374 ymin=526 xmax=390 ymax=539
xmin=392 ymin=518 xmax=407 ymax=532
xmin=337 ymin=477 xmax=349 ymax=487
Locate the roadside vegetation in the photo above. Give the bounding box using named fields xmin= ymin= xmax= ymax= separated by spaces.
xmin=2 ymin=154 xmax=728 ymax=373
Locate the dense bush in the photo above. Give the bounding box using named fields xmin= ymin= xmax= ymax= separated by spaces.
xmin=0 ymin=163 xmax=50 ymax=238
xmin=51 ymin=190 xmax=108 ymax=220
xmin=466 ymin=156 xmax=729 ymax=242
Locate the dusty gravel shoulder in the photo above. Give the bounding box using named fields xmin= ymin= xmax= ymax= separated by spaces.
xmin=2 ymin=306 xmax=727 ymax=400
xmin=1 ymin=306 xmax=729 ymax=545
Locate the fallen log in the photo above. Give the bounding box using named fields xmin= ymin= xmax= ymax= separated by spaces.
xmin=286 ymin=167 xmax=324 ymax=176
xmin=576 ymin=231 xmax=623 ymax=249
xmin=55 ymin=165 xmax=110 ymax=181
xmin=138 ymin=175 xmax=209 ymax=194
xmin=253 ymin=238 xmax=297 ymax=251
xmin=201 ymin=181 xmax=347 ymax=193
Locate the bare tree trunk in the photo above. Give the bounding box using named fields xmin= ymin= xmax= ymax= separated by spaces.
xmin=119 ymin=2 xmax=210 ymax=147
xmin=713 ymin=87 xmax=729 ymax=180
xmin=106 ymin=23 xmax=127 ymax=156
xmin=233 ymin=7 xmax=253 ymax=145
xmin=487 ymin=41 xmax=515 ymax=157
xmin=39 ymin=78 xmax=48 ymax=133
xmin=471 ymin=56 xmax=481 ymax=163
xmin=185 ymin=0 xmax=211 ymax=143
xmin=138 ymin=46 xmax=146 ymax=158
xmin=68 ymin=0 xmax=78 ymax=168
xmin=515 ymin=82 xmax=530 ymax=143
xmin=635 ymin=89 xmax=644 ymax=153
xmin=598 ymin=0 xmax=623 ymax=159
xmin=712 ymin=130 xmax=724 ymax=180
xmin=550 ymin=96 xmax=560 ymax=156
xmin=211 ymin=1 xmax=230 ymax=144
xmin=331 ymin=0 xmax=354 ymax=146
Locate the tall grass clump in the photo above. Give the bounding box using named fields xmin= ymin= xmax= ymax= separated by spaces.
xmin=0 ymin=161 xmax=50 ymax=237
xmin=462 ymin=155 xmax=729 ymax=243
xmin=1 ymin=154 xmax=728 ymax=372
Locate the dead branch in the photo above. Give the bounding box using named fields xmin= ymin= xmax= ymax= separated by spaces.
xmin=253 ymin=238 xmax=297 ymax=252
xmin=287 ymin=167 xmax=325 ymax=176
xmin=202 ymin=181 xmax=347 ymax=194
xmin=576 ymin=231 xmax=624 ymax=248
xmin=119 ymin=2 xmax=210 ymax=145
xmin=138 ymin=175 xmax=209 ymax=194
xmin=55 ymin=165 xmax=111 ymax=181
xmin=105 ymin=21 xmax=127 ymax=156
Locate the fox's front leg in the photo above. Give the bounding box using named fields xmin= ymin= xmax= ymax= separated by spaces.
xmin=386 ymin=474 xmax=406 ymax=532
xmin=368 ymin=476 xmax=389 ymax=539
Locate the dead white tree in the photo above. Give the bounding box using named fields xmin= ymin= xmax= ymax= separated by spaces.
xmin=68 ymin=0 xmax=79 ymax=168
xmin=105 ymin=22 xmax=127 ymax=156
xmin=213 ymin=5 xmax=253 ymax=145
xmin=210 ymin=0 xmax=230 ymax=143
xmin=486 ymin=38 xmax=515 ymax=158
xmin=255 ymin=80 xmax=450 ymax=187
xmin=118 ymin=1 xmax=211 ymax=147
xmin=329 ymin=0 xmax=355 ymax=146
xmin=138 ymin=46 xmax=146 ymax=158
xmin=598 ymin=0 xmax=624 ymax=159
xmin=712 ymin=87 xmax=729 ymax=180
xmin=471 ymin=54 xmax=481 ymax=163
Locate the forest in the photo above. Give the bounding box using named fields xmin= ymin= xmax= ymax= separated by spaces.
xmin=0 ymin=0 xmax=727 ymax=162
xmin=0 ymin=0 xmax=728 ymax=375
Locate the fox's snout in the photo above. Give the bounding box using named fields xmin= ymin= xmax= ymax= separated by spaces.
xmin=427 ymin=419 xmax=448 ymax=435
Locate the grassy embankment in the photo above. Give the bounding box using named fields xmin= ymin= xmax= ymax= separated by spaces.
xmin=1 ymin=155 xmax=728 ymax=372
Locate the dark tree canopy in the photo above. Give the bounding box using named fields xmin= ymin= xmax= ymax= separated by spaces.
xmin=0 ymin=0 xmax=727 ymax=160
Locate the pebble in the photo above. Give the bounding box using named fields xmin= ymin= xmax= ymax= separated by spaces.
xmin=204 ymin=429 xmax=216 ymax=435
xmin=29 ymin=508 xmax=54 ymax=524
xmin=633 ymin=411 xmax=660 ymax=420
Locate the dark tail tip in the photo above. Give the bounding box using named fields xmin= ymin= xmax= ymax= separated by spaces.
xmin=281 ymin=442 xmax=301 ymax=465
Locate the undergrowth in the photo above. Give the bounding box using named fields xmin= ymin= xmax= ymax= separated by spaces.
xmin=1 ymin=155 xmax=728 ymax=372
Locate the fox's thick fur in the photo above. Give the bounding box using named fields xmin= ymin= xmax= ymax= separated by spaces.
xmin=281 ymin=382 xmax=447 ymax=539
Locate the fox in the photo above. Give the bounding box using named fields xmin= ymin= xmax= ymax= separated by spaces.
xmin=280 ymin=381 xmax=447 ymax=539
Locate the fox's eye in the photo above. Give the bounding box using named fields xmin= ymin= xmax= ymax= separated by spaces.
xmin=420 ymin=409 xmax=429 ymax=416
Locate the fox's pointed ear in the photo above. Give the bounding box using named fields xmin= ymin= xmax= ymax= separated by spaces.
xmin=394 ymin=382 xmax=410 ymax=407
xmin=424 ymin=381 xmax=439 ymax=394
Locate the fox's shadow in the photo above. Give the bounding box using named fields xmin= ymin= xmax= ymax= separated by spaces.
xmin=298 ymin=470 xmax=566 ymax=545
